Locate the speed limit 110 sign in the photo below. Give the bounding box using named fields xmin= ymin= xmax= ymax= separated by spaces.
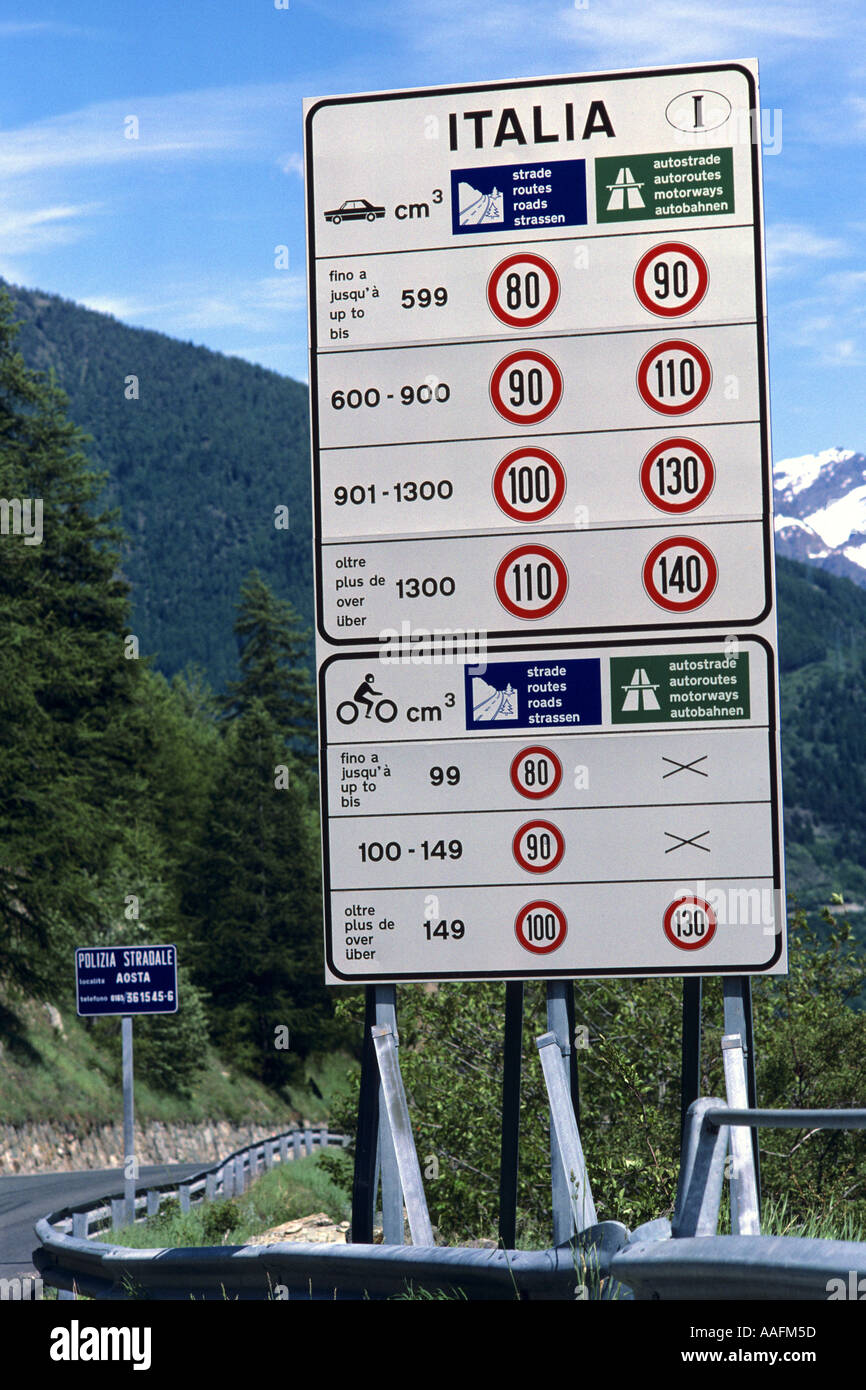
xmin=305 ymin=60 xmax=785 ymax=981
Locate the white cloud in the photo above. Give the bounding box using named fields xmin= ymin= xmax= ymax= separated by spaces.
xmin=0 ymin=83 xmax=299 ymax=180
xmin=0 ymin=21 xmax=98 ymax=38
xmin=78 ymin=273 xmax=307 ymax=338
xmin=377 ymin=0 xmax=842 ymax=69
xmin=765 ymin=223 xmax=847 ymax=279
xmin=0 ymin=203 xmax=101 ymax=252
xmin=280 ymin=153 xmax=304 ymax=177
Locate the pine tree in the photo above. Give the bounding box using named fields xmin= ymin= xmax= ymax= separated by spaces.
xmin=188 ymin=699 xmax=332 ymax=1086
xmin=0 ymin=288 xmax=140 ymax=995
xmin=221 ymin=570 xmax=316 ymax=763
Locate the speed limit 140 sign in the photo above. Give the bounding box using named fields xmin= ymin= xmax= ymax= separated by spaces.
xmin=306 ymin=61 xmax=785 ymax=982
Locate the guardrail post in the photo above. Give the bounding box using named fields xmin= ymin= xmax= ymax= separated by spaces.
xmin=180 ymin=1184 xmax=192 ymax=1214
xmin=304 ymin=1123 xmax=313 ymax=1157
xmin=375 ymin=986 xmax=404 ymax=1245
xmin=545 ymin=984 xmax=579 ymax=1244
xmin=234 ymin=1154 xmax=246 ymax=1194
xmin=264 ymin=1140 xmax=274 ymax=1171
xmin=292 ymin=1131 xmax=301 ymax=1161
xmin=206 ymin=1172 xmax=217 ymax=1200
xmin=722 ymin=1034 xmax=760 ymax=1236
xmin=146 ymin=1189 xmax=160 ymax=1218
xmin=111 ymin=1198 xmax=125 ymax=1229
xmin=673 ymin=1097 xmax=729 ymax=1237
xmin=536 ymin=1031 xmax=597 ymax=1235
xmin=723 ymin=977 xmax=760 ymax=1210
xmin=72 ymin=1211 xmax=88 ymax=1239
xmin=372 ymin=1024 xmax=434 ymax=1246
xmin=280 ymin=1134 xmax=289 ymax=1163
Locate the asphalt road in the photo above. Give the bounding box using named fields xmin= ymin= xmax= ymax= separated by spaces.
xmin=0 ymin=1163 xmax=205 ymax=1282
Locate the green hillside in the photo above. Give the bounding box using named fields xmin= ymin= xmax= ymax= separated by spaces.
xmin=4 ymin=281 xmax=313 ymax=691
xmin=777 ymin=557 xmax=866 ymax=915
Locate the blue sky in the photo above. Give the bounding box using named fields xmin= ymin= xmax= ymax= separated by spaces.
xmin=1 ymin=0 xmax=864 ymax=458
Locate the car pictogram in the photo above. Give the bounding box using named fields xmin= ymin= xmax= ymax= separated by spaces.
xmin=324 ymin=198 xmax=386 ymax=225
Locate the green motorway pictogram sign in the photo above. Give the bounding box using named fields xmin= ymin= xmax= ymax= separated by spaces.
xmin=595 ymin=148 xmax=735 ymax=223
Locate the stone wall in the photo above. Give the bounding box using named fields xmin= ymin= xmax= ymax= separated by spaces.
xmin=0 ymin=1119 xmax=296 ymax=1175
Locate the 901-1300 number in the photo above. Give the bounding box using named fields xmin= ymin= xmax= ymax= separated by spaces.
xmin=334 ymin=480 xmax=453 ymax=506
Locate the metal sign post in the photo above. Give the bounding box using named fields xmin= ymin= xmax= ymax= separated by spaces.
xmin=498 ymin=980 xmax=524 ymax=1248
xmin=121 ymin=1016 xmax=136 ymax=1226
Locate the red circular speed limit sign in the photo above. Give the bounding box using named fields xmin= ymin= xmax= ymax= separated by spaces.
xmin=643 ymin=535 xmax=718 ymax=612
xmin=495 ymin=543 xmax=568 ymax=620
xmin=490 ymin=350 xmax=563 ymax=425
xmin=637 ymin=339 xmax=711 ymax=415
xmin=634 ymin=243 xmax=709 ymax=318
xmin=663 ymin=895 xmax=717 ymax=951
xmin=640 ymin=438 xmax=715 ymax=513
xmin=512 ymin=820 xmax=565 ymax=874
xmin=510 ymin=746 xmax=563 ymax=800
xmin=515 ymin=900 xmax=568 ymax=954
xmin=493 ymin=447 xmax=566 ymax=522
xmin=487 ymin=253 xmax=560 ymax=328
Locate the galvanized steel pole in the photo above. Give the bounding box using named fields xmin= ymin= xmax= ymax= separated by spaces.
xmin=375 ymin=985 xmax=403 ymax=1244
xmin=546 ymin=983 xmax=576 ymax=1245
xmin=498 ymin=980 xmax=524 ymax=1249
xmin=121 ymin=1015 xmax=136 ymax=1226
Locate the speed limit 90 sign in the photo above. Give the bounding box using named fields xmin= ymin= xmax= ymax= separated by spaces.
xmin=634 ymin=243 xmax=709 ymax=318
xmin=490 ymin=350 xmax=563 ymax=425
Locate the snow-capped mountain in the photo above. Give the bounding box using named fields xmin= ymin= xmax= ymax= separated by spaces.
xmin=773 ymin=448 xmax=866 ymax=588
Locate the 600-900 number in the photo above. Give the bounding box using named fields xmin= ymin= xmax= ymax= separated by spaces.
xmin=331 ymin=383 xmax=451 ymax=409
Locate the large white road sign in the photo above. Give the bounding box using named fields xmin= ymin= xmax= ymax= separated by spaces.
xmin=304 ymin=61 xmax=785 ymax=982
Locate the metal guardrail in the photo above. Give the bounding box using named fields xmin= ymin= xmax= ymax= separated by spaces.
xmin=33 ymin=1229 xmax=610 ymax=1302
xmin=613 ymin=1233 xmax=866 ymax=1301
xmin=33 ymin=1054 xmax=866 ymax=1301
xmin=34 ymin=1123 xmax=349 ymax=1297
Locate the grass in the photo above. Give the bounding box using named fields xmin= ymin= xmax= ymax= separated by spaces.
xmin=97 ymin=1151 xmax=352 ymax=1249
xmin=759 ymin=1195 xmax=866 ymax=1242
xmin=0 ymin=987 xmax=359 ymax=1134
xmin=0 ymin=992 xmax=293 ymax=1129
